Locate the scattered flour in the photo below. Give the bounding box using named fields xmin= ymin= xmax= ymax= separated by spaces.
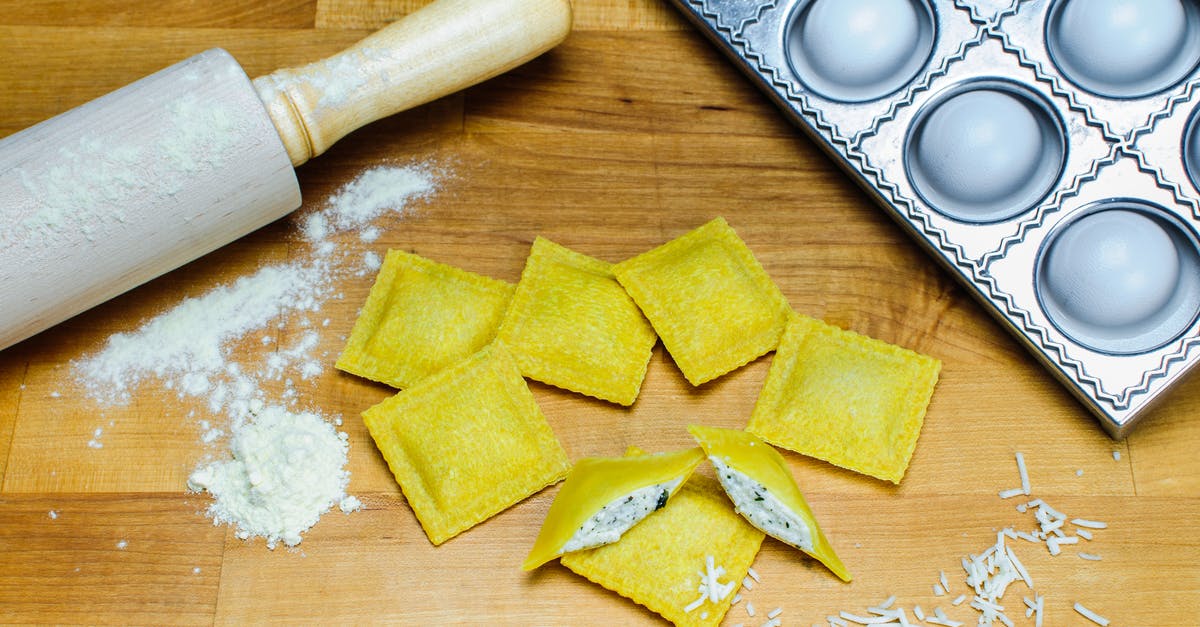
xmin=306 ymin=164 xmax=436 ymax=241
xmin=8 ymin=84 xmax=252 ymax=251
xmin=187 ymin=403 xmax=354 ymax=549
xmin=339 ymin=495 xmax=363 ymax=514
xmin=258 ymin=47 xmax=391 ymax=112
xmin=10 ymin=138 xmax=143 ymax=248
xmin=76 ymin=259 xmax=332 ymax=406
xmin=363 ymin=251 xmax=383 ymax=272
xmin=73 ymin=162 xmax=441 ymax=548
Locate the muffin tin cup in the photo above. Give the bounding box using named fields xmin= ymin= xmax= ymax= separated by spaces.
xmin=856 ymin=34 xmax=1110 ymax=267
xmin=736 ymin=0 xmax=979 ymax=143
xmin=1045 ymin=0 xmax=1200 ymax=100
xmin=1001 ymin=0 xmax=1200 ymax=140
xmin=785 ymin=0 xmax=937 ymax=104
xmin=904 ymin=80 xmax=1066 ymax=224
xmin=669 ymin=0 xmax=1200 ymax=436
xmin=985 ymin=158 xmax=1200 ymax=412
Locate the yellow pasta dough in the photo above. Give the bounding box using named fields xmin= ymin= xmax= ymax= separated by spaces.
xmin=689 ymin=424 xmax=850 ymax=582
xmin=612 ymin=217 xmax=790 ymax=386
xmin=336 ymin=249 xmax=514 ymax=389
xmin=362 ymin=341 xmax=570 ymax=545
xmin=498 ymin=237 xmax=657 ymax=405
xmin=523 ymin=446 xmax=704 ymax=570
xmin=561 ymin=451 xmax=765 ymax=627
xmin=747 ymin=313 xmax=941 ymax=484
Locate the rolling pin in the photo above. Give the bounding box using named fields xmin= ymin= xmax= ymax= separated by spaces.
xmin=0 ymin=0 xmax=572 ymax=352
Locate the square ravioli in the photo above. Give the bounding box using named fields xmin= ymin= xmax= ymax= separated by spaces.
xmin=747 ymin=314 xmax=941 ymax=484
xmin=561 ymin=474 xmax=765 ymax=627
xmin=498 ymin=237 xmax=657 ymax=405
xmin=362 ymin=341 xmax=570 ymax=545
xmin=612 ymin=217 xmax=790 ymax=386
xmin=336 ymin=249 xmax=514 ymax=389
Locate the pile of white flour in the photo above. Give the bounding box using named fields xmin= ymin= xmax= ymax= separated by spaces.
xmin=186 ymin=403 xmax=356 ymax=549
xmin=74 ymin=162 xmax=440 ymax=549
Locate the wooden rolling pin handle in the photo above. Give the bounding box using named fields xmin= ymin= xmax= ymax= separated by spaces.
xmin=254 ymin=0 xmax=573 ymax=167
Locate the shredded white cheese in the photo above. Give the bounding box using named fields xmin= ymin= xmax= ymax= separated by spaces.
xmin=1023 ymin=595 xmax=1044 ymax=627
xmin=1073 ymin=602 xmax=1110 ymax=626
xmin=1015 ymin=452 xmax=1030 ymax=495
xmin=684 ymin=554 xmax=737 ymax=614
xmin=997 ymin=487 xmax=1025 ymax=499
xmin=929 ymin=606 xmax=963 ymax=626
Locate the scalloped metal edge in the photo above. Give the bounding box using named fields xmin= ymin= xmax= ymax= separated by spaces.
xmin=980 ymin=148 xmax=1200 ymax=410
xmin=696 ymin=0 xmax=857 ymax=153
xmin=994 ymin=0 xmax=1200 ymax=144
xmin=953 ymin=0 xmax=1021 ymax=25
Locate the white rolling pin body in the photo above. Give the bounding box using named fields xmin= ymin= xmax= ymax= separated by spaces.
xmin=0 ymin=49 xmax=299 ymax=351
xmin=0 ymin=0 xmax=572 ymax=352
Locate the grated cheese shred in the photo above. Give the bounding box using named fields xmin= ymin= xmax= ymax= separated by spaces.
xmin=817 ymin=453 xmax=1114 ymax=626
xmin=684 ymin=554 xmax=737 ymax=615
xmin=1074 ymin=602 xmax=1110 ymax=626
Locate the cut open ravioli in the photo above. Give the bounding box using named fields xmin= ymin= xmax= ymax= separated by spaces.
xmin=362 ymin=341 xmax=570 ymax=545
xmin=560 ymin=449 xmax=764 ymax=627
xmin=336 ymin=249 xmax=514 ymax=389
xmin=498 ymin=237 xmax=657 ymax=405
xmin=612 ymin=217 xmax=790 ymax=386
xmin=524 ymin=446 xmax=704 ymax=570
xmin=747 ymin=313 xmax=941 ymax=484
xmin=689 ymin=424 xmax=850 ymax=582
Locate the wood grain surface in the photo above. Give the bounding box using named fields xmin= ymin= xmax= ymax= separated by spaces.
xmin=1 ymin=1 xmax=1197 ymax=625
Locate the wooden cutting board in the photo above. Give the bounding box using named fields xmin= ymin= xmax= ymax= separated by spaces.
xmin=1 ymin=1 xmax=1197 ymax=625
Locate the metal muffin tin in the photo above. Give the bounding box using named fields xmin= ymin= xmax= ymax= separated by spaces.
xmin=667 ymin=0 xmax=1200 ymax=437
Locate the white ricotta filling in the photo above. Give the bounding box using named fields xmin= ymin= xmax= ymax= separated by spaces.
xmin=711 ymin=457 xmax=813 ymax=551
xmin=561 ymin=478 xmax=682 ymax=553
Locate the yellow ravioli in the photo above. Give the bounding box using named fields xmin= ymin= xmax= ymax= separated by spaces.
xmin=498 ymin=237 xmax=657 ymax=405
xmin=688 ymin=424 xmax=850 ymax=582
xmin=336 ymin=249 xmax=514 ymax=389
xmin=612 ymin=217 xmax=790 ymax=386
xmin=523 ymin=446 xmax=704 ymax=570
xmin=362 ymin=341 xmax=570 ymax=545
xmin=561 ymin=461 xmax=765 ymax=627
xmin=747 ymin=314 xmax=941 ymax=484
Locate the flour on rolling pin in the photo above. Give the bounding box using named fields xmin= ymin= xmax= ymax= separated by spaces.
xmin=256 ymin=47 xmax=392 ymax=110
xmin=0 ymin=48 xmax=300 ymax=354
xmin=6 ymin=59 xmax=264 ymax=252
